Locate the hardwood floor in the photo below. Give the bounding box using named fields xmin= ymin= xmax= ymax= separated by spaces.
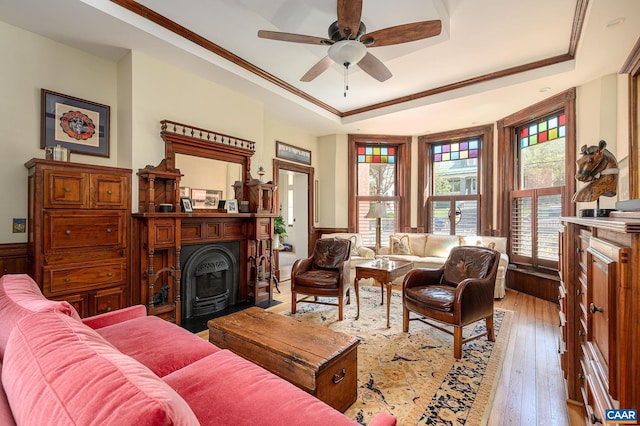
xmin=272 ymin=268 xmax=584 ymax=426
xmin=200 ymin=265 xmax=584 ymax=425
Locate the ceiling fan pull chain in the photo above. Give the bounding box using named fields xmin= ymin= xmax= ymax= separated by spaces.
xmin=344 ymin=63 xmax=349 ymax=97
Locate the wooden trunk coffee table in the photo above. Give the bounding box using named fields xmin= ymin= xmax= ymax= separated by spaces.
xmin=354 ymin=259 xmax=414 ymax=328
xmin=207 ymin=307 xmax=359 ymax=412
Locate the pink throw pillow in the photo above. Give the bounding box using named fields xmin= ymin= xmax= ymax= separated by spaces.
xmin=2 ymin=311 xmax=199 ymax=426
xmin=0 ymin=274 xmax=80 ymax=359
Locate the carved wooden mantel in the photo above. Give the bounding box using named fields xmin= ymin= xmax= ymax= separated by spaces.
xmin=131 ymin=121 xmax=276 ymax=324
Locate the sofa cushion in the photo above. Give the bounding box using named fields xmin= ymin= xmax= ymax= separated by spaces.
xmin=462 ymin=236 xmax=507 ymax=254
xmin=0 ymin=363 xmax=16 ymax=426
xmin=0 ymin=274 xmax=80 ymax=360
xmin=2 ymin=311 xmax=199 ymax=426
xmin=164 ymin=349 xmax=359 ymax=426
xmin=389 ymin=233 xmax=428 ymax=256
xmin=95 ymin=315 xmax=220 ymax=377
xmin=424 ymin=235 xmax=460 ymax=258
xmin=342 ymin=235 xmax=360 ymax=257
xmin=389 ymin=234 xmax=411 ymax=254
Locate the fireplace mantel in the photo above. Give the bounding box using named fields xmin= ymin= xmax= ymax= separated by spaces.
xmin=132 ymin=121 xmax=277 ymax=325
xmin=131 ymin=212 xmax=275 ymax=324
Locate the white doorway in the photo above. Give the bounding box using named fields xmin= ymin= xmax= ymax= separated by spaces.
xmin=278 ymin=169 xmax=309 ymax=261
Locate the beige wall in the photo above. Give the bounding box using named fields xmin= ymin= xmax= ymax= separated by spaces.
xmin=576 ymin=73 xmax=628 ymax=210
xmin=0 ymin=22 xmax=118 ymax=243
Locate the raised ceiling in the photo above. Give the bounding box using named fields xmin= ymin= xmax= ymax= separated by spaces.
xmin=1 ymin=0 xmax=639 ymax=136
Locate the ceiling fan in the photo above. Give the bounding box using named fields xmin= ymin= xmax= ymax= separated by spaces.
xmin=257 ymin=0 xmax=442 ymax=89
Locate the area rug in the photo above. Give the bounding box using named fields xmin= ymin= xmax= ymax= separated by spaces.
xmin=285 ymin=286 xmax=513 ymax=426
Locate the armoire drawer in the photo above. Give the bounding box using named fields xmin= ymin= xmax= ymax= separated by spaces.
xmin=44 ymin=211 xmax=126 ymax=252
xmin=42 ymin=260 xmax=126 ymax=296
xmin=91 ymin=174 xmax=129 ymax=209
xmin=44 ymin=169 xmax=90 ymax=209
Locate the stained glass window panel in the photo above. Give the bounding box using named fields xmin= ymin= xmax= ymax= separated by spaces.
xmin=432 ymin=139 xmax=479 ymax=163
xmin=357 ymin=145 xmax=396 ymax=164
xmin=519 ymin=113 xmax=566 ymax=149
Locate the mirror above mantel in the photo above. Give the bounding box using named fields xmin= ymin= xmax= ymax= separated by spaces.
xmin=136 ymin=120 xmax=257 ymax=213
xmin=175 ymin=154 xmax=242 ymax=207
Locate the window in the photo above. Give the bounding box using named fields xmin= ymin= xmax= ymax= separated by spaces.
xmin=348 ymin=135 xmax=411 ymax=249
xmin=428 ymin=139 xmax=480 ymax=235
xmin=356 ymin=145 xmax=396 ymax=247
xmin=510 ymin=112 xmax=566 ymax=269
xmin=418 ymin=125 xmax=493 ymax=237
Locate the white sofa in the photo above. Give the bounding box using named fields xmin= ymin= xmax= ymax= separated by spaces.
xmin=321 ymin=232 xmax=508 ymax=299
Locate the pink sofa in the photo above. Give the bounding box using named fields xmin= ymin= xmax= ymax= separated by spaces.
xmin=0 ymin=274 xmax=396 ymax=426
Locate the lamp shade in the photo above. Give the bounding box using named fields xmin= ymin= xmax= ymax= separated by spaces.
xmin=328 ymin=40 xmax=367 ymax=66
xmin=365 ymin=202 xmax=387 ymax=219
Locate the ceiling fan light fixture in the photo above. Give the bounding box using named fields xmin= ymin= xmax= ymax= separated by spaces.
xmin=328 ymin=40 xmax=367 ymax=66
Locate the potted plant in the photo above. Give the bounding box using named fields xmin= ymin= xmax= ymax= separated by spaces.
xmin=273 ymin=215 xmax=287 ymax=248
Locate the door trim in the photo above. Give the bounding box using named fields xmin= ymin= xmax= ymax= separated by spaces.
xmin=272 ymin=159 xmax=315 ymax=254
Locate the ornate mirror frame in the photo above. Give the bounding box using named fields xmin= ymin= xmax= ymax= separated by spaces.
xmin=161 ymin=120 xmax=255 ymax=183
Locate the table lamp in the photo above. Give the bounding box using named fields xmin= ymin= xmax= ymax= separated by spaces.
xmin=365 ymin=202 xmax=387 ymax=254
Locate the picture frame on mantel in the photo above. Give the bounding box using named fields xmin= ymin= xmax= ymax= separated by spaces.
xmin=41 ymin=89 xmax=110 ymax=158
xmin=276 ymin=140 xmax=311 ymax=165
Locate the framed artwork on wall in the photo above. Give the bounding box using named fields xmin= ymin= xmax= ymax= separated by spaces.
xmin=41 ymin=89 xmax=110 ymax=157
xmin=276 ymin=140 xmax=311 ymax=165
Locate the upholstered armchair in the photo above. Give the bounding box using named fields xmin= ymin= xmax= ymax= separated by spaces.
xmin=402 ymin=245 xmax=500 ymax=359
xmin=291 ymin=237 xmax=352 ymax=320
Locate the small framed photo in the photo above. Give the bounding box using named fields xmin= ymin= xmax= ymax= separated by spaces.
xmin=205 ymin=189 xmax=223 ymax=208
xmin=226 ymin=199 xmax=238 ymax=213
xmin=217 ymin=200 xmax=226 ymax=209
xmin=190 ymin=188 xmax=207 ymax=209
xmin=180 ymin=197 xmax=193 ymax=213
xmin=41 ymin=89 xmax=110 ymax=157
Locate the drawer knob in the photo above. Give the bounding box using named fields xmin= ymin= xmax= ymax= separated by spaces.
xmin=64 ymin=278 xmax=70 ymax=283
xmin=578 ymin=373 xmax=584 ymax=382
xmin=64 ymin=187 xmax=71 ymax=193
xmin=332 ymin=368 xmax=346 ymax=384
xmin=590 ymin=413 xmax=602 ymax=424
xmin=106 ymin=307 xmax=112 ymax=312
xmin=106 ymin=228 xmax=112 ymax=233
xmin=578 ymin=330 xmax=585 ymax=337
xmin=107 ymin=272 xmax=113 ymax=277
xmin=589 ymin=303 xmax=603 ymax=314
xmin=65 ymin=230 xmax=71 ymax=235
xmin=577 ymin=289 xmax=583 ymax=296
xmin=107 ymin=190 xmax=113 ymax=195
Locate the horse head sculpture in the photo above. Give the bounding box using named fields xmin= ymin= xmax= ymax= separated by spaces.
xmin=572 ymin=140 xmax=618 ymax=203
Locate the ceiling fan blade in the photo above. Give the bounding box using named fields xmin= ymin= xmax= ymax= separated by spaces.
xmin=300 ymin=56 xmax=335 ymax=82
xmin=357 ymin=52 xmax=392 ymax=82
xmin=337 ymin=0 xmax=363 ymax=39
xmin=258 ymin=30 xmax=333 ymax=45
xmin=361 ymin=20 xmax=442 ymax=47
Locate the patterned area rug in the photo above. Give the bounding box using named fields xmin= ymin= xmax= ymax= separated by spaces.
xmin=285 ymin=286 xmax=513 ymax=426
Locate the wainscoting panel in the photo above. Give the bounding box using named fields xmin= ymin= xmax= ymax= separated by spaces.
xmin=0 ymin=243 xmax=28 ymax=277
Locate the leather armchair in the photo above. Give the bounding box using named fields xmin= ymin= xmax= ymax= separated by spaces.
xmin=291 ymin=237 xmax=352 ymax=320
xmin=402 ymin=245 xmax=500 ymax=359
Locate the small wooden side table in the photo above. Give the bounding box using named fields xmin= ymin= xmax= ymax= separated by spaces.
xmin=354 ymin=259 xmax=414 ymax=328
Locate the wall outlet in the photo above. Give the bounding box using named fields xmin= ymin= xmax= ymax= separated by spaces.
xmin=12 ymin=218 xmax=26 ymax=233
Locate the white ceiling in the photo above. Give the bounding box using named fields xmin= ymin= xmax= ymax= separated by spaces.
xmin=1 ymin=0 xmax=639 ymax=136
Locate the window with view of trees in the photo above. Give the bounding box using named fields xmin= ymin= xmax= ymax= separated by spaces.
xmin=356 ymin=145 xmax=397 ymax=247
xmin=510 ymin=112 xmax=567 ymax=269
xmin=429 ymin=140 xmax=480 ymax=235
xmin=418 ymin=125 xmax=493 ymax=236
xmin=348 ymin=135 xmax=411 ymax=249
